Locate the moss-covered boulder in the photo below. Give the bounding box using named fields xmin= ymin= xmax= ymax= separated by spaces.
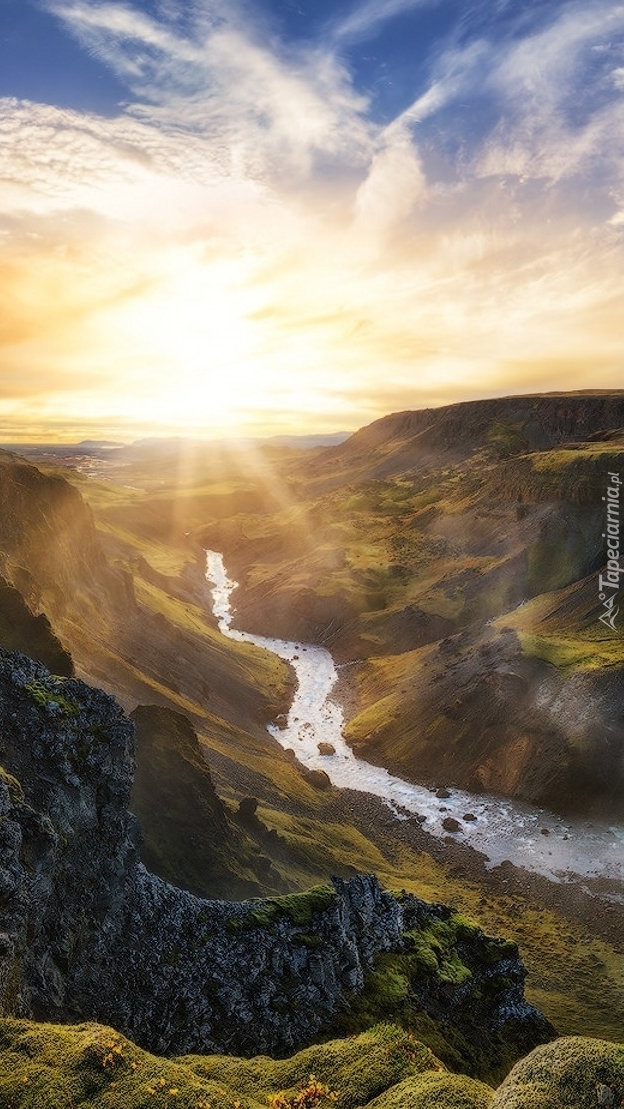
xmin=0 ymin=1019 xmax=495 ymax=1109
xmin=491 ymin=1036 xmax=624 ymax=1108
xmin=366 ymin=1072 xmax=494 ymax=1108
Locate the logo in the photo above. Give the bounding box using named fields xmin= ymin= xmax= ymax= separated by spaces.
xmin=598 ymin=591 xmax=619 ymax=631
xmin=598 ymin=472 xmax=622 ymax=630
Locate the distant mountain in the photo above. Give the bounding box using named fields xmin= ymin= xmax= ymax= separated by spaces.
xmin=263 ymin=432 xmax=350 ymax=448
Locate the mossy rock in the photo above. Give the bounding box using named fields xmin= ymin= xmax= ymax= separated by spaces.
xmin=24 ymin=678 xmax=78 ymax=716
xmin=0 ymin=1019 xmax=470 ymax=1109
xmin=366 ymin=1072 xmax=494 ymax=1108
xmin=491 ymin=1037 xmax=624 ymax=1108
xmin=230 ymin=884 xmax=336 ymax=931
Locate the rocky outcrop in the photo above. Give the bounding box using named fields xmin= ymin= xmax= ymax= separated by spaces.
xmin=0 ymin=576 xmax=73 ymax=676
xmin=0 ymin=647 xmax=552 ymax=1061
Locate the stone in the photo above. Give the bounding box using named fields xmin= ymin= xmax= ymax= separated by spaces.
xmin=302 ymin=768 xmax=332 ymax=790
xmin=442 ymin=816 xmax=461 ymax=833
xmin=317 ymin=743 xmax=336 ymax=756
xmin=238 ymin=797 xmax=259 ymax=824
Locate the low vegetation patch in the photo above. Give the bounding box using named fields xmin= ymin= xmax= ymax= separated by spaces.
xmin=0 ymin=1020 xmax=494 ymax=1109
xmin=24 ymin=678 xmax=78 ymax=716
xmin=229 ymin=885 xmax=336 ymax=931
xmin=491 ymin=1036 xmax=624 ymax=1108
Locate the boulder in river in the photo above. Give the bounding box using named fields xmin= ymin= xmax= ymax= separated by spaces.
xmin=442 ymin=816 xmax=462 ymax=833
xmin=318 ymin=742 xmax=336 ymax=756
xmin=302 ymin=767 xmax=332 ymax=790
xmin=436 ymin=788 xmax=452 ymax=799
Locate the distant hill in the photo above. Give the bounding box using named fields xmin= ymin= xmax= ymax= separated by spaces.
xmin=301 ymin=392 xmax=624 ymax=488
xmin=197 ymin=392 xmax=624 ymax=819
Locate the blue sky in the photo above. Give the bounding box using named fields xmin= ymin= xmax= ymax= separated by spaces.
xmin=1 ymin=0 xmax=623 ymax=438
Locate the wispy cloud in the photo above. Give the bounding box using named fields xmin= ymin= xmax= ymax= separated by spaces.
xmin=45 ymin=0 xmax=374 ymax=179
xmin=329 ymin=0 xmax=439 ymax=45
xmin=352 ymin=128 xmax=426 ymax=250
xmin=475 ymin=3 xmax=624 ymax=183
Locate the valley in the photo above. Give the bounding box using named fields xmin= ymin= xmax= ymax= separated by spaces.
xmin=0 ymin=392 xmax=623 ymax=1062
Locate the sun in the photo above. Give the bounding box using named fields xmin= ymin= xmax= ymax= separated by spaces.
xmin=105 ymin=252 xmax=270 ymax=431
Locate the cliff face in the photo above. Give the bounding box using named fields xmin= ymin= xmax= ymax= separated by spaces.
xmin=0 ymin=647 xmax=551 ymax=1065
xmin=0 ymin=451 xmax=133 ymax=631
xmin=346 ymin=621 xmax=624 ymax=817
xmin=129 ymin=704 xmax=293 ymax=901
xmin=314 ymin=393 xmax=624 ymax=482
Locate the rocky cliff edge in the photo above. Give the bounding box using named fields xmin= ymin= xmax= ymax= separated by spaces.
xmin=0 ymin=647 xmax=552 ymax=1065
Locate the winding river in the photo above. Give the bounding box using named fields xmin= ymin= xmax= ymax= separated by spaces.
xmin=206 ymin=551 xmax=624 ymax=895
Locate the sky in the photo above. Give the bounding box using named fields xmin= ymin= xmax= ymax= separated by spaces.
xmin=1 ymin=0 xmax=624 ymax=441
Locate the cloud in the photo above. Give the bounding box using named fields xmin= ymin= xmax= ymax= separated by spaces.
xmin=475 ymin=3 xmax=624 ymax=183
xmin=353 ymin=129 xmax=426 ymax=247
xmin=1 ymin=0 xmax=623 ymax=439
xmin=329 ymin=0 xmax=439 ymax=45
xmin=45 ymin=0 xmax=374 ymax=179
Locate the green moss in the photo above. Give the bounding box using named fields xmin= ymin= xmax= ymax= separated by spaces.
xmin=24 ymin=679 xmax=78 ymax=717
xmin=406 ymin=922 xmax=473 ymax=986
xmin=190 ymin=1024 xmax=446 ymax=1109
xmin=229 ymin=885 xmax=336 ymax=932
xmin=366 ymin=1072 xmax=494 ymax=1108
xmin=366 ymin=969 xmax=411 ymax=1006
xmin=492 ymin=1037 xmax=624 ymax=1108
xmin=292 ymin=933 xmax=324 ymax=949
xmin=0 ymin=765 xmax=24 ymax=803
xmin=0 ymin=1019 xmax=490 ymax=1109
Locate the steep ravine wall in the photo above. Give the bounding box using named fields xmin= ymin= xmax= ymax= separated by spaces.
xmin=0 ymin=647 xmax=551 ymax=1061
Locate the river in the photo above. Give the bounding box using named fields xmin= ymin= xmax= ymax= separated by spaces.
xmin=206 ymin=550 xmax=624 ymax=894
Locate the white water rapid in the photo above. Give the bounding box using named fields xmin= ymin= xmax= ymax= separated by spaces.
xmin=206 ymin=550 xmax=624 ymax=895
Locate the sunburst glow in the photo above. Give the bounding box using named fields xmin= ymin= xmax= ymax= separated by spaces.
xmin=1 ymin=0 xmax=624 ymax=439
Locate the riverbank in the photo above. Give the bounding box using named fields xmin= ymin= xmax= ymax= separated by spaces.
xmin=206 ymin=549 xmax=624 ymax=890
xmin=329 ymin=661 xmax=624 ymax=936
xmin=324 ymin=785 xmax=624 ymax=949
xmin=203 ymin=549 xmax=624 ymax=1041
